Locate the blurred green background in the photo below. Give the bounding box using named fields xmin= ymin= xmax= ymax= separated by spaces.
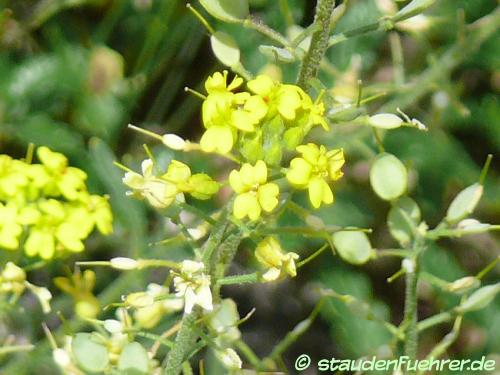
xmin=0 ymin=0 xmax=499 ymax=373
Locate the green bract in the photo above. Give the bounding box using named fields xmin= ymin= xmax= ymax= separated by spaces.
xmin=445 ymin=183 xmax=483 ymax=223
xmin=118 ymin=342 xmax=150 ymax=374
xmin=332 ymin=231 xmax=373 ymax=265
xmin=210 ymin=32 xmax=240 ymax=67
xmin=72 ymin=333 xmax=109 ymax=373
xmin=370 ymin=153 xmax=408 ymax=201
xmin=199 ymin=0 xmax=249 ymax=23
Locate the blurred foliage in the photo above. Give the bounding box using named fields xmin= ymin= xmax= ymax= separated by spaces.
xmin=0 ymin=0 xmax=498 ymax=374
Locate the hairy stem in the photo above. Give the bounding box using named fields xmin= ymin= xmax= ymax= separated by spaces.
xmin=403 ymin=259 xmax=418 ymax=367
xmin=297 ymin=0 xmax=337 ymax=90
xmin=402 ymin=237 xmax=425 ymax=374
xmin=164 ymin=209 xmax=242 ymax=374
xmin=163 ymin=312 xmax=199 ymax=375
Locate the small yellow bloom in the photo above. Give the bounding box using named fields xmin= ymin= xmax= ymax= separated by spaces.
xmin=123 ymin=159 xmax=178 ymax=209
xmin=201 ymin=72 xmax=267 ymax=154
xmin=229 ymin=160 xmax=279 ymax=220
xmin=37 ymin=147 xmax=87 ymax=201
xmin=255 ymin=237 xmax=299 ymax=281
xmin=247 ymin=75 xmax=302 ymax=121
xmin=286 ymin=143 xmax=345 ymax=208
xmin=0 ymin=203 xmax=23 ymax=250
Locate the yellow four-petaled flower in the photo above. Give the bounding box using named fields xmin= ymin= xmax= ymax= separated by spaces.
xmin=229 ymin=160 xmax=279 ymax=220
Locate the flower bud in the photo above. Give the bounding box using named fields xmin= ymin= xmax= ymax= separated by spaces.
xmin=402 ymin=258 xmax=415 ymax=274
xmin=104 ymin=319 xmax=123 ymax=334
xmin=75 ymin=295 xmax=100 ymax=319
xmin=368 ymin=114 xmax=403 ymax=129
xmin=124 ymin=292 xmax=154 ymax=308
xmin=110 ymin=257 xmax=138 ymax=270
xmin=447 ymin=277 xmax=480 ymax=294
xmin=305 ymin=214 xmax=325 ymax=230
xmin=25 ymin=282 xmax=52 ymax=314
xmin=162 ymin=134 xmax=186 ymax=151
xmin=2 ymin=262 xmax=26 ymax=282
xmin=135 ymin=303 xmax=165 ymax=329
xmin=52 ymin=348 xmax=71 ymax=368
xmin=215 ymin=348 xmax=242 ymax=370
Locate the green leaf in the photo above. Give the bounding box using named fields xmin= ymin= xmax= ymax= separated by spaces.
xmin=332 ymin=231 xmax=373 ymax=265
xmin=72 ymin=333 xmax=109 ymax=373
xmin=259 ymin=45 xmax=295 ymax=63
xmin=370 ymin=153 xmax=408 ymax=201
xmin=445 ymin=183 xmax=483 ymax=224
xmin=199 ymin=0 xmax=249 ymax=23
xmin=11 ymin=113 xmax=85 ymax=154
xmin=210 ymin=31 xmax=240 ymax=67
xmin=88 ymin=138 xmax=147 ymax=255
xmin=387 ymin=197 xmax=420 ymax=247
xmin=118 ymin=342 xmax=150 ymax=375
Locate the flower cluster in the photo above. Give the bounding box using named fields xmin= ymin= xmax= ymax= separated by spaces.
xmin=200 ymin=71 xmax=329 ymax=165
xmin=0 ymin=147 xmax=113 ymax=259
xmin=122 ymin=158 xmax=219 ymax=209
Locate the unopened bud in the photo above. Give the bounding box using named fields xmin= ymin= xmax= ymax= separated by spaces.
xmin=305 ymin=215 xmax=325 ymax=230
xmin=52 ymin=348 xmax=71 ymax=368
xmin=2 ymin=262 xmax=26 ymax=282
xmin=162 ymin=134 xmax=186 ymax=150
xmin=110 ymin=257 xmax=138 ymax=270
xmin=447 ymin=277 xmax=480 ymax=294
xmin=124 ymin=292 xmax=154 ymax=308
xmin=216 ymin=348 xmax=242 ymax=370
xmin=402 ymin=258 xmax=415 ymax=274
xmin=368 ymin=114 xmax=403 ymax=129
xmin=104 ymin=319 xmax=123 ymax=334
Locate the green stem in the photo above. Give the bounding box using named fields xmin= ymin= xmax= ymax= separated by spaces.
xmin=403 ymin=259 xmax=419 ymax=369
xmin=268 ymin=299 xmax=324 ymax=362
xmin=242 ymin=17 xmax=290 ymax=47
xmin=402 ymin=237 xmax=425 ymax=373
xmin=235 ymin=339 xmax=261 ymax=369
xmin=163 ymin=312 xmax=199 ymax=375
xmin=0 ymin=345 xmax=34 ymax=356
xmin=417 ymin=311 xmax=454 ymax=332
xmin=379 ymin=7 xmax=500 ymax=112
xmin=297 ymin=0 xmax=337 ymax=90
xmin=217 ymin=273 xmax=259 ymax=286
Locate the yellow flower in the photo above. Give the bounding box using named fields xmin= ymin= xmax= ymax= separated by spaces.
xmin=229 ymin=160 xmax=279 ymax=220
xmin=247 ymin=75 xmax=302 ymax=121
xmin=286 ymin=143 xmax=345 ymax=208
xmin=205 ymin=70 xmax=243 ymax=95
xmin=0 ymin=202 xmax=23 ymax=250
xmin=0 ymin=262 xmax=26 ymax=295
xmin=37 ymin=146 xmax=87 ymax=201
xmin=54 ymin=269 xmax=100 ymax=319
xmin=86 ymin=195 xmax=114 ymax=235
xmin=123 ymin=159 xmax=178 ymax=209
xmin=0 ymin=147 xmax=113 ymax=259
xmin=23 ymin=199 xmax=83 ymax=258
xmin=201 ymin=72 xmax=267 ymax=154
xmin=0 ymin=156 xmax=28 ymax=200
xmin=296 ymin=89 xmax=330 ymax=131
xmin=255 ymin=237 xmax=299 ymax=281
